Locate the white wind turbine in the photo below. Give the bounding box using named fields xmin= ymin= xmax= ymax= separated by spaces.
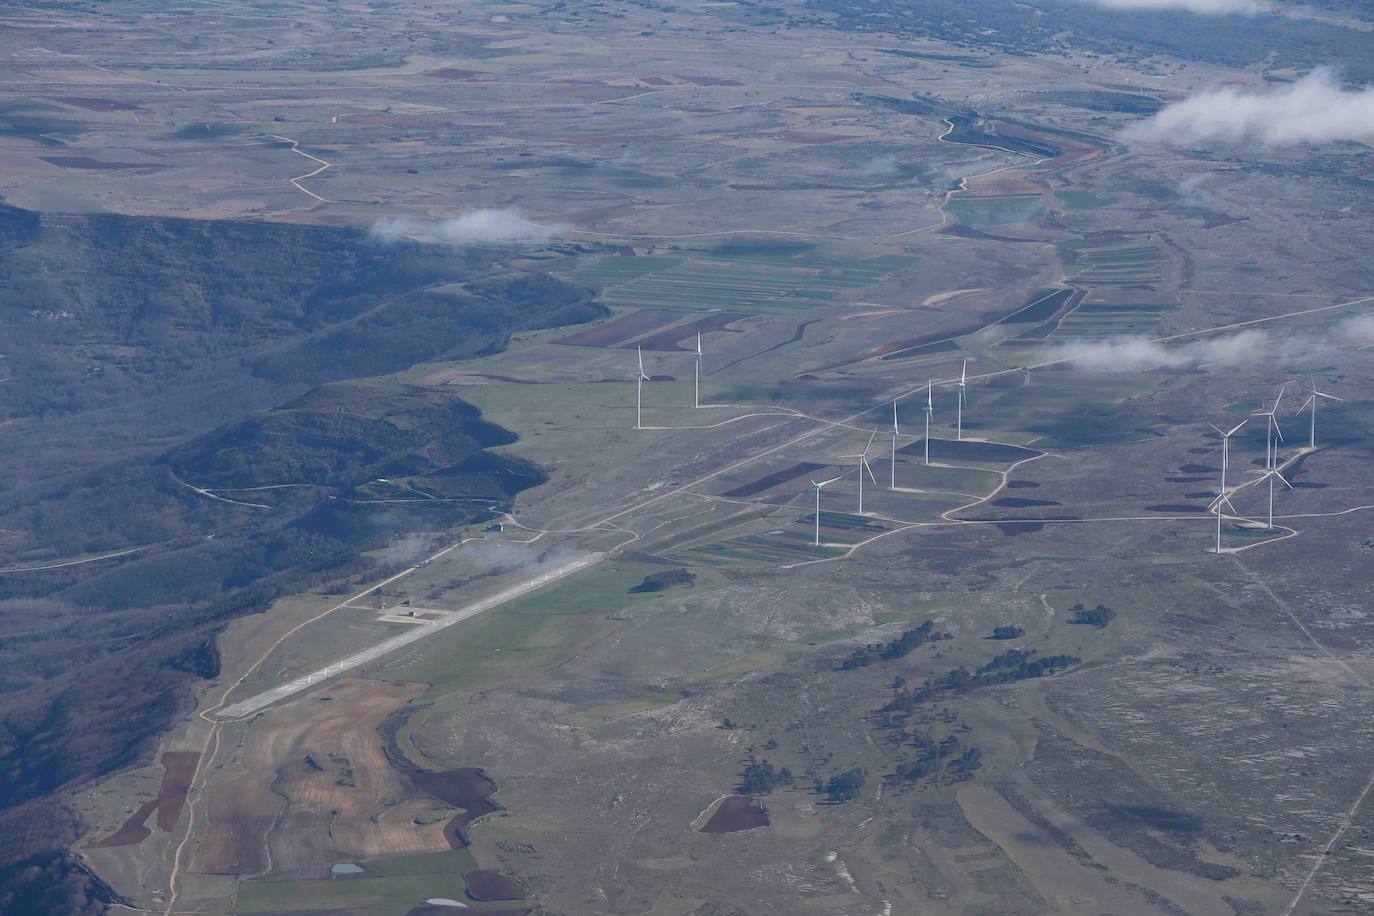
xmin=955 ymin=360 xmax=968 ymax=440
xmin=1208 ymin=488 xmax=1238 ymax=555
xmin=1207 ymin=418 xmax=1247 ymax=494
xmin=810 ymin=474 xmax=844 ymax=547
xmin=1257 ymin=466 xmax=1293 ymax=530
xmin=1251 ymin=384 xmax=1286 ymax=469
xmin=889 ymin=400 xmax=900 ymax=490
xmin=692 ymin=332 xmax=703 ymax=408
xmin=922 ymin=379 xmax=934 ymax=465
xmin=841 ymin=429 xmax=880 ymax=515
xmin=1296 ymin=375 xmax=1341 ymax=449
xmin=634 ymin=346 xmax=651 ymax=430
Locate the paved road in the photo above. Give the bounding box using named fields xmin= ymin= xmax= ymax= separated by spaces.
xmin=213 ymin=552 xmax=601 ymax=720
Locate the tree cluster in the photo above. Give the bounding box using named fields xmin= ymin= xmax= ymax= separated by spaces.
xmin=737 ymin=758 xmax=794 ymax=796
xmin=822 ymin=768 xmax=866 ymax=803
xmin=837 ymin=620 xmax=948 ymax=670
xmin=882 ymin=651 xmax=1081 ymax=714
xmin=1068 ymin=603 xmax=1116 ymax=629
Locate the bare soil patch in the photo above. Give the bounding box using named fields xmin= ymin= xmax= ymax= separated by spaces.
xmin=699 ymin=795 xmax=769 ymax=833
xmin=463 ymin=869 xmax=529 ymax=901
xmin=407 ymin=768 xmax=502 ymax=849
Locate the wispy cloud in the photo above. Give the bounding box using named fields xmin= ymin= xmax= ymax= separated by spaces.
xmin=856 ymin=153 xmax=901 ymax=177
xmin=372 ymin=208 xmax=564 ymax=245
xmin=1087 ymin=0 xmax=1266 ymax=13
xmin=1334 ymin=314 xmax=1374 ymax=346
xmin=1123 ymin=69 xmax=1374 ymax=147
xmin=1045 ymin=330 xmax=1273 ymax=371
xmin=1042 ymin=317 xmax=1374 ymax=371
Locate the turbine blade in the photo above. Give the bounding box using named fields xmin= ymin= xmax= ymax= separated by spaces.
xmin=1226 ymin=418 xmax=1248 ymax=437
xmin=863 ymin=458 xmax=877 ymax=485
xmin=863 ymin=428 xmax=878 ymax=455
xmin=961 ymin=359 xmax=967 ymax=384
xmin=1274 ymin=470 xmax=1294 ymax=489
xmin=1272 ymin=384 xmax=1286 ymax=412
xmin=1296 ymin=394 xmax=1315 ymax=413
xmin=1316 ymin=391 xmax=1342 ymax=401
xmin=1271 ymin=416 xmax=1283 ymax=441
xmin=1209 ymin=492 xmax=1237 ymax=514
xmin=638 ymin=346 xmax=645 ymax=375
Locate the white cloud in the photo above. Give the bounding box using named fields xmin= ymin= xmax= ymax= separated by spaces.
xmin=1123 ymin=69 xmax=1374 ymax=147
xmin=1088 ymin=0 xmax=1266 ymax=12
xmin=856 ymin=153 xmax=901 ymax=177
xmin=1334 ymin=314 xmax=1374 ymax=346
xmin=1046 ymin=330 xmax=1269 ymax=371
xmin=371 ymin=208 xmax=564 ymax=245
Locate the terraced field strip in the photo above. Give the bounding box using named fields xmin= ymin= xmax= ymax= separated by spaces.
xmin=574 ymin=251 xmax=917 ymax=314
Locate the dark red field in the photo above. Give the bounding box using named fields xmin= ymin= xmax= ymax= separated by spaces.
xmin=552 ymin=308 xmax=684 ymax=348
xmin=407 ymin=768 xmax=502 ymax=849
xmin=463 ymin=869 xmax=530 ymax=901
xmin=721 ymin=462 xmax=827 ymax=499
xmin=700 ymin=795 xmax=769 ymax=833
xmin=90 ymin=751 xmax=200 ymax=847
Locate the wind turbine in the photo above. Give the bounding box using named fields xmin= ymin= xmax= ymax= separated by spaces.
xmin=922 ymin=380 xmax=934 ymax=465
xmin=889 ymin=400 xmax=900 ymax=490
xmin=841 ymin=429 xmax=880 ymax=515
xmin=634 ymin=346 xmax=651 ymax=430
xmin=1296 ymin=375 xmax=1341 ymax=449
xmin=810 ymin=474 xmax=844 ymax=547
xmin=1207 ymin=418 xmax=1247 ymax=494
xmin=692 ymin=332 xmax=703 ymax=408
xmin=1251 ymin=384 xmax=1286 ymax=469
xmin=955 ymin=360 xmax=968 ymax=440
xmin=1257 ymin=466 xmax=1292 ymax=530
xmin=1208 ymin=489 xmax=1238 ymax=555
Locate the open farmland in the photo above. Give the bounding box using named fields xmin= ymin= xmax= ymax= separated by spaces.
xmin=2 ymin=0 xmax=1373 ymax=914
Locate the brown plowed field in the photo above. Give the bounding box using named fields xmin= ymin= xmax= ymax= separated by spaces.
xmin=552 ymin=308 xmax=684 ymax=348
xmin=192 ymin=678 xmax=441 ymax=878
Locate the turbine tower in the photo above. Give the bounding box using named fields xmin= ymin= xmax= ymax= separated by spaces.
xmin=956 ymin=360 xmax=968 ymax=440
xmin=635 ymin=346 xmax=651 ymax=430
xmin=809 ymin=474 xmax=843 ymax=547
xmin=1208 ymin=489 xmax=1238 ymax=555
xmin=1208 ymin=418 xmax=1247 ymax=494
xmin=923 ymin=380 xmax=934 ymax=465
xmin=1297 ymin=375 xmax=1341 ymax=449
xmin=841 ymin=429 xmax=880 ymax=515
xmin=693 ymin=333 xmax=703 ymax=409
xmin=1251 ymin=385 xmax=1286 ymax=469
xmin=889 ymin=400 xmax=900 ymax=490
xmin=1258 ymin=466 xmax=1292 ymax=530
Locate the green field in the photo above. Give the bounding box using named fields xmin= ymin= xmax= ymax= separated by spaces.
xmin=946 ymin=195 xmax=1047 ymax=227
xmin=235 ymin=850 xmax=482 ymax=915
xmin=571 ymin=249 xmax=918 ymax=314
